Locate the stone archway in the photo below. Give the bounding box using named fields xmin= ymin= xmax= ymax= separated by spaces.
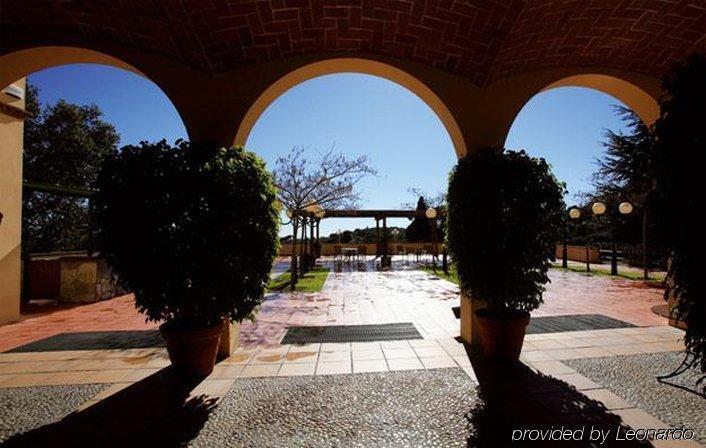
xmin=233 ymin=57 xmax=468 ymax=158
xmin=0 ymin=46 xmax=190 ymax=324
xmin=466 ymin=68 xmax=662 ymax=153
xmin=539 ymin=74 xmax=659 ymax=126
xmin=0 ymin=47 xmax=145 ymax=90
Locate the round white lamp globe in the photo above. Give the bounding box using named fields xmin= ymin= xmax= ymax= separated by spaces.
xmin=592 ymin=202 xmax=606 ymax=216
xmin=618 ymin=202 xmax=634 ymax=215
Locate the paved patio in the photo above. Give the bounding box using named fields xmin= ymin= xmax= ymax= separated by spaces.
xmin=0 ymin=257 xmax=702 ymax=447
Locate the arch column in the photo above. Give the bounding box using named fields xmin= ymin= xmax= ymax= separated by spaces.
xmin=0 ymin=78 xmax=26 ymax=324
xmin=454 ymin=109 xmax=502 ymax=346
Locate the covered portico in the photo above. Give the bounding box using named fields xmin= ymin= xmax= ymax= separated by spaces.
xmin=1 ymin=1 xmax=703 ymax=347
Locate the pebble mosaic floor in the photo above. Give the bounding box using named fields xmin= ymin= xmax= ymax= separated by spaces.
xmin=0 ymin=384 xmax=108 ymax=444
xmin=567 ymin=352 xmax=706 ymax=444
xmin=192 ymin=368 xmax=477 ymax=448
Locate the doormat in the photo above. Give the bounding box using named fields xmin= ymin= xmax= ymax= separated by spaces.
xmin=527 ymin=314 xmax=635 ymax=334
xmin=5 ymin=330 xmax=164 ymax=352
xmin=281 ymin=323 xmax=422 ymax=344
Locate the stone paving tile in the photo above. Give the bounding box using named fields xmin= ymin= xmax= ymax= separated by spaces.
xmin=318 ymin=351 xmax=350 ymax=362
xmin=208 ymin=364 xmax=244 ymax=380
xmin=386 ymin=357 xmax=424 ymax=370
xmin=351 ymin=350 xmax=384 ymax=361
xmin=420 ymin=355 xmax=457 ymax=369
xmin=528 ymin=360 xmax=576 ymax=375
xmin=382 ymin=347 xmax=416 ymax=359
xmin=582 ymin=388 xmax=635 ymax=410
xmin=553 ymin=372 xmax=603 ymax=390
xmin=240 ymin=364 xmax=281 ymax=378
xmin=278 ymin=363 xmax=316 ymax=377
xmin=315 ymin=361 xmax=352 ymax=375
xmin=352 ymin=359 xmax=388 ymax=373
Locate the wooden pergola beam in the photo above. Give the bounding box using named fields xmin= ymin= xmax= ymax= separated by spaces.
xmin=23 ymin=181 xmax=96 ymax=198
xmin=322 ymin=209 xmax=443 ymax=219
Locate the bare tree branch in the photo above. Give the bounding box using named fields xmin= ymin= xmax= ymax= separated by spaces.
xmin=273 ymin=145 xmax=377 ymax=213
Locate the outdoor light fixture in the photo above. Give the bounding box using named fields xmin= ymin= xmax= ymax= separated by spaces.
xmin=564 ymin=207 xmax=581 ymax=269
xmin=425 ymin=207 xmax=439 ymax=272
xmin=619 ymin=201 xmax=634 ymax=215
xmin=567 ymin=206 xmax=591 ymax=272
xmin=590 ymin=201 xmax=633 ymax=276
xmin=2 ymin=84 xmax=24 ymax=100
xmin=591 ymin=201 xmax=606 ymax=216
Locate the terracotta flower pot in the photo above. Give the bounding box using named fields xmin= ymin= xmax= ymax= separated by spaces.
xmin=475 ymin=310 xmax=530 ymax=361
xmin=160 ymin=321 xmax=224 ymax=377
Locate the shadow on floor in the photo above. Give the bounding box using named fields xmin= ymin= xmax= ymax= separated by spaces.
xmin=1 ymin=367 xmax=217 ymax=448
xmin=5 ymin=330 xmax=164 ymax=353
xmin=463 ymin=346 xmax=650 ymax=447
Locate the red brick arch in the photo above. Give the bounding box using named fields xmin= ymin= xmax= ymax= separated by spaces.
xmin=2 ymin=1 xmax=703 ymax=88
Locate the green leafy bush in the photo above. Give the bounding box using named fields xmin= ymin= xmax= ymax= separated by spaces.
xmin=446 ymin=148 xmax=565 ymax=315
xmin=94 ymin=140 xmax=280 ymax=329
xmin=653 ymin=53 xmax=705 ymax=379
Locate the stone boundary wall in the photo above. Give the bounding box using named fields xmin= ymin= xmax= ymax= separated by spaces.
xmin=25 ymin=253 xmax=125 ymax=303
xmin=554 ymin=244 xmax=601 ymax=263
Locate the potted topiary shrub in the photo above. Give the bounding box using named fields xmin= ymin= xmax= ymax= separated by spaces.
xmin=447 ymin=148 xmax=564 ymax=360
xmin=94 ymin=140 xmax=279 ymax=377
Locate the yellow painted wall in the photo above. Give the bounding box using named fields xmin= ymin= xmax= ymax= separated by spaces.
xmin=0 ymin=78 xmax=25 ymax=324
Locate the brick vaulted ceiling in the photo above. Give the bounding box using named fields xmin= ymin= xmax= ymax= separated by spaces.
xmin=1 ymin=1 xmax=705 ymax=86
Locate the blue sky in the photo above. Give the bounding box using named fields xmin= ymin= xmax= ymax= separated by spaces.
xmin=29 ymin=64 xmax=628 ymax=237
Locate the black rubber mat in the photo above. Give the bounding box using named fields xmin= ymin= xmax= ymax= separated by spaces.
xmin=5 ymin=330 xmax=164 ymax=352
xmin=281 ymin=323 xmax=422 ymax=344
xmin=526 ymin=314 xmax=636 ymax=334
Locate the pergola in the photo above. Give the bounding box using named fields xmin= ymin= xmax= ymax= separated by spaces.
xmin=314 ymin=208 xmax=445 ymax=267
xmin=1 ymin=1 xmax=704 ymax=346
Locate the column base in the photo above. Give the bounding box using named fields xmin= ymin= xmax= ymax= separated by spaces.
xmin=218 ymin=319 xmax=240 ymax=359
xmin=460 ymin=292 xmax=484 ymax=347
xmin=0 ymin=246 xmax=21 ymax=325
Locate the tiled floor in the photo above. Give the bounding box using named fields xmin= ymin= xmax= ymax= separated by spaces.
xmin=2 ymin=257 xmax=666 ymax=353
xmin=0 ymin=258 xmax=698 ymax=447
xmin=0 ymin=294 xmax=157 ymax=353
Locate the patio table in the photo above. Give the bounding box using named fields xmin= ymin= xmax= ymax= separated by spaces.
xmin=342 ymin=247 xmax=358 ymax=261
